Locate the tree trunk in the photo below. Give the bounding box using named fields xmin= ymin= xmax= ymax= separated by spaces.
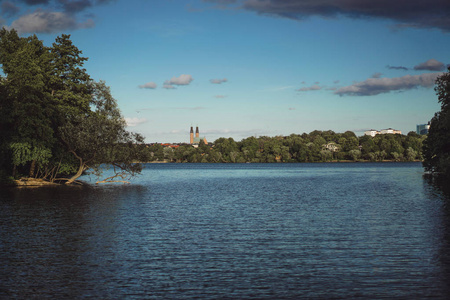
xmin=29 ymin=160 xmax=36 ymax=178
xmin=65 ymin=162 xmax=86 ymax=185
xmin=65 ymin=150 xmax=88 ymax=185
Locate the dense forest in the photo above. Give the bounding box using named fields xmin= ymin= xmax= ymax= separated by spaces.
xmin=147 ymin=130 xmax=426 ymax=163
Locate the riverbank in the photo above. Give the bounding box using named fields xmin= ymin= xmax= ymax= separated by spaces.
xmin=146 ymin=159 xmax=423 ymax=163
xmin=0 ymin=178 xmax=86 ymax=187
xmin=14 ymin=178 xmax=60 ymax=187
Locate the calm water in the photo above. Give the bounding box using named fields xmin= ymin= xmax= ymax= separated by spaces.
xmin=1 ymin=162 xmax=450 ymax=299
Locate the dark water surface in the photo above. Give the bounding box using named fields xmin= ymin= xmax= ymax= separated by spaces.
xmin=1 ymin=162 xmax=450 ymax=299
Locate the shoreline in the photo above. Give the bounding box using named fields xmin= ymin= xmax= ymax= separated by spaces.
xmin=0 ymin=178 xmax=88 ymax=188
xmin=144 ymin=160 xmax=423 ymax=164
xmin=1 ymin=161 xmax=423 ymax=188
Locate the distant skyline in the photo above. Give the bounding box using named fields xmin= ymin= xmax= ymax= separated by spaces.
xmin=1 ymin=0 xmax=449 ymax=143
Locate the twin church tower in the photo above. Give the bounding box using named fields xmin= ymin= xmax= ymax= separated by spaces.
xmin=190 ymin=126 xmax=208 ymax=145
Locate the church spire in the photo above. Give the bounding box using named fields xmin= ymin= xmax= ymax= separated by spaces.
xmin=195 ymin=126 xmax=199 ymax=138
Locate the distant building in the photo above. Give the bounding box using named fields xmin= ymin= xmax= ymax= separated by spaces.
xmin=190 ymin=126 xmax=208 ymax=145
xmin=379 ymin=128 xmax=402 ymax=135
xmin=416 ymin=123 xmax=430 ymax=135
xmin=323 ymin=142 xmax=340 ymax=152
xmin=364 ymin=129 xmax=378 ymax=137
xmin=161 ymin=143 xmax=179 ymax=149
xmin=364 ymin=128 xmax=402 ymax=137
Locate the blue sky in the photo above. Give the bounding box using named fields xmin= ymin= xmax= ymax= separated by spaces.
xmin=2 ymin=0 xmax=449 ymax=143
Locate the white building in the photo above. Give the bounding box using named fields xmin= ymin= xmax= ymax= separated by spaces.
xmin=364 ymin=128 xmax=402 ymax=137
xmin=323 ymin=142 xmax=340 ymax=152
xmin=364 ymin=130 xmax=378 ymax=137
xmin=379 ymin=128 xmax=401 ymax=134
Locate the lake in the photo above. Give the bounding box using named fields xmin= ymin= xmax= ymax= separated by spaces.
xmin=1 ymin=162 xmax=450 ymax=299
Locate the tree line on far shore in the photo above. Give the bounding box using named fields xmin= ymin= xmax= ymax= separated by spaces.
xmin=146 ymin=130 xmax=426 ymax=163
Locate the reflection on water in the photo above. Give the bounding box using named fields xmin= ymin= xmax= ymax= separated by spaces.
xmin=424 ymin=174 xmax=450 ymax=201
xmin=1 ymin=163 xmax=450 ymax=299
xmin=423 ymin=173 xmax=450 ymax=291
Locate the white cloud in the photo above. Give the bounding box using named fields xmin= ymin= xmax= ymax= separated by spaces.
xmin=10 ymin=10 xmax=94 ymax=34
xmin=414 ymin=59 xmax=446 ymax=71
xmin=210 ymin=78 xmax=228 ymax=84
xmin=164 ymin=74 xmax=193 ymax=86
xmin=163 ymin=84 xmax=176 ymax=89
xmin=139 ymin=82 xmax=157 ymax=89
xmin=335 ymin=72 xmax=443 ymax=96
xmin=174 ymin=106 xmax=206 ymax=110
xmin=387 ymin=65 xmax=409 ymax=71
xmin=297 ymin=84 xmax=322 ymax=92
xmin=125 ymin=117 xmax=148 ymax=127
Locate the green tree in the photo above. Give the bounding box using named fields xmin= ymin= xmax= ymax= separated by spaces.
xmin=423 ymin=67 xmax=450 ymax=177
xmin=406 ymin=147 xmax=418 ymax=161
xmin=240 ymin=136 xmax=260 ymax=162
xmin=163 ymin=146 xmax=174 ymax=162
xmin=208 ymin=149 xmax=223 ymax=163
xmin=49 ymin=34 xmax=92 ymax=119
xmin=283 ymin=134 xmax=305 ymax=161
xmin=59 ymin=81 xmax=148 ymax=184
xmin=390 ymin=140 xmax=404 ymax=160
xmin=348 ymin=149 xmax=361 ymax=161
xmin=214 ymin=137 xmax=238 ymax=162
xmin=359 ymin=135 xmax=378 ymax=158
xmin=404 ymin=132 xmax=424 ymax=158
xmin=0 ymin=29 xmax=55 ymax=177
xmin=0 ymin=30 xmax=147 ymax=184
xmin=320 ymin=149 xmax=333 ymax=161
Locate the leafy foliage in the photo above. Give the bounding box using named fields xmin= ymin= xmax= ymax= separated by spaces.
xmin=60 ymin=81 xmax=149 ymax=184
xmin=152 ymin=130 xmax=426 ymax=163
xmin=423 ymin=67 xmax=450 ymax=177
xmin=0 ymin=29 xmax=146 ymax=184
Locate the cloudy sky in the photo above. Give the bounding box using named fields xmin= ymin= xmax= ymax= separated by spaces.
xmin=2 ymin=0 xmax=449 ymax=143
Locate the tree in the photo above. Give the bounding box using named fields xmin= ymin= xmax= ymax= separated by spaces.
xmin=349 ymin=149 xmax=361 ymax=161
xmin=240 ymin=136 xmax=259 ymax=162
xmin=406 ymin=147 xmax=418 ymax=161
xmin=320 ymin=149 xmax=332 ymax=162
xmin=214 ymin=137 xmax=238 ymax=162
xmin=59 ymin=81 xmax=148 ymax=184
xmin=162 ymin=146 xmax=174 ymax=161
xmin=49 ymin=34 xmax=92 ymax=118
xmin=0 ymin=29 xmax=55 ymax=177
xmin=423 ymin=67 xmax=450 ymax=177
xmin=0 ymin=30 xmax=148 ymax=185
